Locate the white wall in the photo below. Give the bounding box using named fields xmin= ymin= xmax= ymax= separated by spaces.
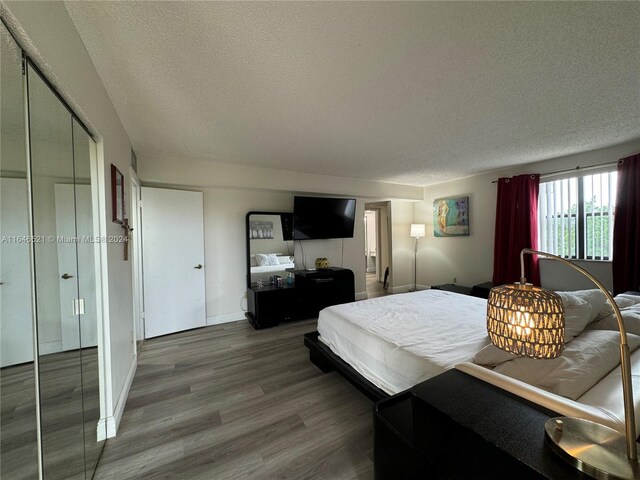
xmin=140 ymin=183 xmax=372 ymax=324
xmin=3 ymin=1 xmax=136 ymax=436
xmin=201 ymin=188 xmax=291 ymax=324
xmin=292 ymin=199 xmax=366 ymax=297
xmin=139 ymin=154 xmax=423 ymax=200
xmin=390 ymin=200 xmax=415 ymax=292
xmin=416 ymin=139 xmax=640 ymax=291
xmin=249 ymin=214 xmax=290 ymax=257
xmin=138 ymin=154 xmax=426 ymax=305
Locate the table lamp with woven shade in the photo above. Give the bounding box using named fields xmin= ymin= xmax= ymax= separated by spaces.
xmin=487 ymin=283 xmax=564 ymax=359
xmin=487 ymin=248 xmax=639 ymax=480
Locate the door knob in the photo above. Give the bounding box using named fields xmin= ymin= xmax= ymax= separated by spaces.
xmin=194 ymin=264 xmax=203 ymax=269
xmin=61 ymin=273 xmax=74 ymax=279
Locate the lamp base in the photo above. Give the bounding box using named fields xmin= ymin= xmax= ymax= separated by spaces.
xmin=544 ymin=417 xmax=640 ymax=479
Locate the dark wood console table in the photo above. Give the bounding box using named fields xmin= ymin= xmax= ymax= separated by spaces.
xmin=246 ymin=283 xmax=298 ymax=330
xmin=295 ymin=267 xmax=355 ymax=318
xmin=246 ymin=267 xmax=355 ymax=329
xmin=374 ymin=369 xmax=586 ymax=480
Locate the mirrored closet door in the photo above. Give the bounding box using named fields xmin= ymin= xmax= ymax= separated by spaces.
xmin=0 ymin=21 xmax=39 ymax=480
xmin=0 ymin=21 xmax=105 ymax=480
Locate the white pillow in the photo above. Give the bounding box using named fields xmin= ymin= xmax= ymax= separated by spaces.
xmin=255 ymin=253 xmax=279 ymax=266
xmin=493 ymin=330 xmax=640 ymax=400
xmin=561 ymin=297 xmax=593 ymax=342
xmin=474 ymin=294 xmax=592 ymax=365
xmin=556 ymin=289 xmax=607 ymax=323
xmin=473 ymin=344 xmax=517 ymax=367
xmin=596 ymin=293 xmax=640 ymax=320
xmin=277 ymin=255 xmax=293 ymax=265
xmin=588 ymin=304 xmax=640 ymax=336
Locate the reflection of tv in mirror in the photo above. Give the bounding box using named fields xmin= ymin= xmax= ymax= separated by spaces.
xmin=293 ymin=196 xmax=356 ymax=240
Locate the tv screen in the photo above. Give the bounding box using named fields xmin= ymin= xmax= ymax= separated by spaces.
xmin=293 ymin=196 xmax=356 ymax=240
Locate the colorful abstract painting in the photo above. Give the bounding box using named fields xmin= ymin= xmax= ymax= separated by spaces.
xmin=433 ymin=196 xmax=469 ymax=237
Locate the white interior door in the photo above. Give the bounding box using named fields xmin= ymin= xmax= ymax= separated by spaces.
xmin=0 ymin=178 xmax=34 ymax=366
xmin=55 ymin=184 xmax=97 ymax=350
xmin=142 ymin=187 xmax=206 ymax=338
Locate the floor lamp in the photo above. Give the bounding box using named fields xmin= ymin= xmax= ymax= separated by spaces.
xmin=410 ymin=224 xmax=425 ymax=291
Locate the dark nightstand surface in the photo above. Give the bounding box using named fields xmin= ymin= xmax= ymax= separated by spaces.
xmin=430 ymin=283 xmax=472 ymax=295
xmin=412 ymin=370 xmax=588 ymax=479
xmin=374 ymin=369 xmax=589 ymax=480
xmin=471 ymin=281 xmax=494 ymax=299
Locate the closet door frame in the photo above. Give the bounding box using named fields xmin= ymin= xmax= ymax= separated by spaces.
xmin=22 ymin=55 xmax=110 ymax=475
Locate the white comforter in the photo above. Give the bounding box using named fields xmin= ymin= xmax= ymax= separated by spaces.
xmin=318 ymin=290 xmax=490 ymax=393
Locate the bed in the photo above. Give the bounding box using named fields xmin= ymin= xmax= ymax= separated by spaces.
xmin=317 ymin=289 xmax=489 ymax=394
xmin=305 ymin=289 xmax=640 ymax=436
xmin=250 ymin=254 xmax=295 ymax=284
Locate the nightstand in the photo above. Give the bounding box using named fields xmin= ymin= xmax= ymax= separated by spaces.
xmin=430 ymin=283 xmax=472 ymax=295
xmin=373 ymin=369 xmax=586 ymax=480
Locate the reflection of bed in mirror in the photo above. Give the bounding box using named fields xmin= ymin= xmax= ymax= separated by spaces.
xmin=246 ymin=212 xmax=294 ymax=286
xmin=250 ymin=254 xmax=295 ymax=283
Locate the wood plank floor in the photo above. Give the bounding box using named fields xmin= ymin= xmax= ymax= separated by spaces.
xmin=94 ymin=319 xmax=374 ymax=480
xmin=1 ymin=348 xmax=104 ymax=480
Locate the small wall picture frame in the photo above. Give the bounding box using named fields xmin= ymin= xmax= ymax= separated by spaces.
xmin=111 ymin=164 xmax=125 ymax=224
xmin=249 ymin=221 xmax=274 ymax=239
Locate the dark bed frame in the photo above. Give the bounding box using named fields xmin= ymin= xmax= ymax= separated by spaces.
xmin=304 ymin=331 xmax=389 ymax=401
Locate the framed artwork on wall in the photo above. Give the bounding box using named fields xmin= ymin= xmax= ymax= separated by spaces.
xmin=111 ymin=164 xmax=125 ymax=224
xmin=433 ymin=196 xmax=469 ymax=237
xmin=249 ymin=221 xmax=274 ymax=239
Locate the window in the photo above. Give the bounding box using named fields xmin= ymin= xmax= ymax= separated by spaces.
xmin=538 ymin=171 xmax=617 ymax=260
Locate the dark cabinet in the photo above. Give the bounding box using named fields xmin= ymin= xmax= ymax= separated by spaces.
xmin=246 ymin=284 xmax=297 ymax=329
xmin=246 ymin=268 xmax=355 ymax=329
xmin=374 ymin=370 xmax=583 ymax=480
xmin=295 ymin=268 xmax=355 ymax=319
xmin=430 ymin=283 xmax=472 ymax=295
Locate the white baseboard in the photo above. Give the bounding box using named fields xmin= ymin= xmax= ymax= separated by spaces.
xmin=390 ymin=284 xmax=413 ymax=294
xmin=355 ymin=291 xmax=368 ymax=301
xmin=207 ymin=311 xmax=245 ymax=326
xmin=104 ymin=356 xmax=137 ymax=439
xmin=97 ymin=418 xmax=108 ymax=442
xmin=390 ymin=284 xmax=431 ymax=293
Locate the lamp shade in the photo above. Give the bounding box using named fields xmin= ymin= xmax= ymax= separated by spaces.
xmin=487 ymin=283 xmax=565 ymax=359
xmin=410 ymin=223 xmax=426 ymax=238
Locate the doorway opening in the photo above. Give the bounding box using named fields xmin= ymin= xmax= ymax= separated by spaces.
xmin=364 ymin=202 xmax=391 ymax=298
xmin=130 ymin=169 xmax=144 ymax=353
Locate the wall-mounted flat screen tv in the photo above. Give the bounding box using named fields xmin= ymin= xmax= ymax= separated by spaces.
xmin=293 ymin=196 xmax=356 ymax=240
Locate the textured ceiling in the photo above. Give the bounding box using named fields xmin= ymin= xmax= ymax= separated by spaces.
xmin=64 ymin=1 xmax=640 ymax=186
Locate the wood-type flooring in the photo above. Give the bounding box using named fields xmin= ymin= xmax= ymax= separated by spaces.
xmin=94 ymin=318 xmax=373 ymax=480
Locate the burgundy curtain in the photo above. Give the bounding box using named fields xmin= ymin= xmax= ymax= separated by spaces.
xmin=613 ymin=153 xmax=640 ymax=295
xmin=492 ymin=174 xmax=540 ymax=286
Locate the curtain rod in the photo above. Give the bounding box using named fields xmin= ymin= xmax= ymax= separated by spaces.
xmin=490 ymin=159 xmax=621 ymax=184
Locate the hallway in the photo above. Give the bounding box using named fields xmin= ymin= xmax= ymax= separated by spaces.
xmin=366 ymin=272 xmax=389 ymax=299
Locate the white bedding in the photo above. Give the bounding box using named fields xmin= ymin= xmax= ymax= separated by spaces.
xmin=250 ymin=262 xmax=295 ymax=283
xmin=251 ymin=263 xmax=295 ymax=274
xmin=318 ymin=289 xmax=490 ymax=394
